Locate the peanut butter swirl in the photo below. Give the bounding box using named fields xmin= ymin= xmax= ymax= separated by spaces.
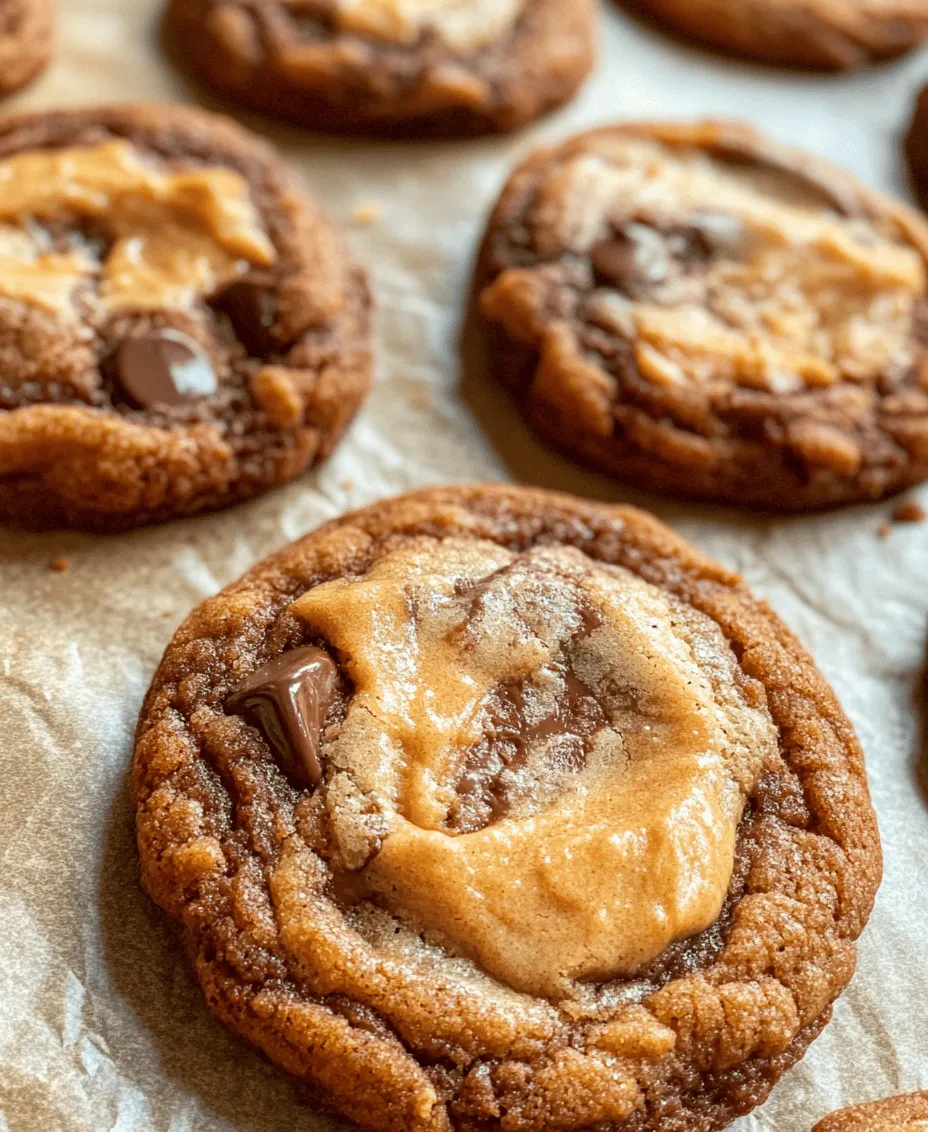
xmin=335 ymin=0 xmax=527 ymax=50
xmin=0 ymin=139 xmax=275 ymax=319
xmin=291 ymin=537 xmax=777 ymax=997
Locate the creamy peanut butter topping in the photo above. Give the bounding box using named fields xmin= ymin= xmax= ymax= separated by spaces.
xmin=0 ymin=140 xmax=275 ymax=318
xmin=530 ymin=138 xmax=926 ymax=392
xmin=335 ymin=0 xmax=525 ymax=50
xmin=291 ymin=538 xmax=776 ymax=998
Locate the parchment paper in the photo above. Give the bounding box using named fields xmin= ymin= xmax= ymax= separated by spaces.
xmin=1 ymin=2 xmax=927 ymax=1128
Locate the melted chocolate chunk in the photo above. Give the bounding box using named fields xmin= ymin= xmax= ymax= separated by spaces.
xmin=591 ymin=223 xmax=671 ymax=291
xmin=116 ymin=330 xmax=217 ymax=408
xmin=216 ymin=278 xmax=279 ymax=355
xmin=226 ymin=646 xmax=337 ymax=786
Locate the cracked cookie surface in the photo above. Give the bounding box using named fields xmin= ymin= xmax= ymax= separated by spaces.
xmin=0 ymin=103 xmax=371 ymax=531
xmin=813 ymin=1092 xmax=928 ymax=1131
xmin=619 ymin=0 xmax=928 ymax=70
xmin=479 ymin=121 xmax=928 ymax=511
xmin=133 ymin=484 xmax=882 ymax=1132
xmin=164 ymin=0 xmax=595 ymax=135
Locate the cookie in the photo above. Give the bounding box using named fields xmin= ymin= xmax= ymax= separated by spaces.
xmin=164 ymin=0 xmax=595 ymax=136
xmin=0 ymin=0 xmax=54 ymax=94
xmin=479 ymin=120 xmax=928 ymax=511
xmin=133 ymin=484 xmax=882 ymax=1132
xmin=905 ymin=85 xmax=928 ymax=215
xmin=813 ymin=1092 xmax=928 ymax=1131
xmin=620 ymin=0 xmax=928 ymax=70
xmin=0 ymin=104 xmax=371 ymax=531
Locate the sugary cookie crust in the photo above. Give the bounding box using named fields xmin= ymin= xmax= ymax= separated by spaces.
xmin=0 ymin=0 xmax=53 ymax=94
xmin=0 ymin=103 xmax=372 ymax=531
xmin=813 ymin=1092 xmax=928 ymax=1132
xmin=133 ymin=484 xmax=882 ymax=1132
xmin=621 ymin=0 xmax=928 ymax=70
xmin=478 ymin=121 xmax=928 ymax=511
xmin=164 ymin=0 xmax=595 ymax=135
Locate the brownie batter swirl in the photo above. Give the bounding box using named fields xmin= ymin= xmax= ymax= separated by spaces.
xmin=134 ymin=485 xmax=882 ymax=1132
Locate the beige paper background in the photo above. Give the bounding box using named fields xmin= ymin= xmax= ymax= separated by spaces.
xmin=1 ymin=1 xmax=928 ymax=1129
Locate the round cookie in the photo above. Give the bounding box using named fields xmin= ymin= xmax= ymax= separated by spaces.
xmin=479 ymin=121 xmax=928 ymax=511
xmin=813 ymin=1092 xmax=928 ymax=1131
xmin=133 ymin=484 xmax=882 ymax=1132
xmin=0 ymin=0 xmax=54 ymax=95
xmin=619 ymin=0 xmax=928 ymax=70
xmin=0 ymin=103 xmax=371 ymax=531
xmin=163 ymin=0 xmax=596 ymax=136
xmin=905 ymin=85 xmax=928 ymax=215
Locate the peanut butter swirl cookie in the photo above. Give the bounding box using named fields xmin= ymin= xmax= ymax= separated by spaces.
xmin=0 ymin=104 xmax=371 ymax=531
xmin=813 ymin=1092 xmax=928 ymax=1131
xmin=134 ymin=484 xmax=882 ymax=1132
xmin=0 ymin=0 xmax=53 ymax=94
xmin=479 ymin=121 xmax=928 ymax=511
xmin=164 ymin=0 xmax=595 ymax=135
xmin=621 ymin=0 xmax=928 ymax=70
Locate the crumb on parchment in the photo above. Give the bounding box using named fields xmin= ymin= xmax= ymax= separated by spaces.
xmin=352 ymin=201 xmax=381 ymax=227
xmin=892 ymin=500 xmax=926 ymax=524
xmin=50 ymin=557 xmax=70 ymax=573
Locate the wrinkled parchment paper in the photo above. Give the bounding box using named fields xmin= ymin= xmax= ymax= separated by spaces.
xmin=2 ymin=2 xmax=928 ymax=1128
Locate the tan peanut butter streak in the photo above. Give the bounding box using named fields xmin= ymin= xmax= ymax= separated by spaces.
xmin=291 ymin=537 xmax=776 ymax=998
xmin=483 ymin=136 xmax=926 ymax=394
xmin=0 ymin=140 xmax=275 ymax=318
xmin=335 ymin=0 xmax=526 ymax=50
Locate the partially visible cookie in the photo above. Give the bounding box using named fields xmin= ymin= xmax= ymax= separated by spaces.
xmin=905 ymin=85 xmax=928 ymax=215
xmin=134 ymin=483 xmax=882 ymax=1132
xmin=0 ymin=0 xmax=53 ymax=94
xmin=164 ymin=0 xmax=596 ymax=136
xmin=620 ymin=0 xmax=928 ymax=70
xmin=813 ymin=1092 xmax=928 ymax=1131
xmin=0 ymin=103 xmax=372 ymax=531
xmin=479 ymin=120 xmax=928 ymax=511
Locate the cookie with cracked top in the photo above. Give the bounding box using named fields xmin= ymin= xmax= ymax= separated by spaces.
xmin=813 ymin=1092 xmax=928 ymax=1131
xmin=133 ymin=483 xmax=881 ymax=1132
xmin=0 ymin=103 xmax=371 ymax=531
xmin=163 ymin=0 xmax=596 ymax=136
xmin=478 ymin=120 xmax=928 ymax=511
xmin=619 ymin=0 xmax=928 ymax=70
xmin=0 ymin=0 xmax=54 ymax=94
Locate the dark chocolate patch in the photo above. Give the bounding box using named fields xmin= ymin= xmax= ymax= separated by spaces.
xmin=116 ymin=330 xmax=217 ymax=408
xmin=216 ymin=278 xmax=278 ymax=355
xmin=591 ymin=224 xmax=670 ymax=291
xmin=227 ymin=646 xmax=337 ymax=786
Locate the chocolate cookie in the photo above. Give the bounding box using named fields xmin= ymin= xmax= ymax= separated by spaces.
xmin=0 ymin=0 xmax=54 ymax=94
xmin=0 ymin=103 xmax=371 ymax=531
xmin=164 ymin=0 xmax=595 ymax=136
xmin=620 ymin=0 xmax=928 ymax=70
xmin=905 ymin=85 xmax=928 ymax=215
xmin=133 ymin=484 xmax=882 ymax=1132
xmin=813 ymin=1092 xmax=928 ymax=1131
xmin=479 ymin=121 xmax=928 ymax=511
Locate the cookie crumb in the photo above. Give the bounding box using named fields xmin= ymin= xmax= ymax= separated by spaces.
xmin=878 ymin=523 xmax=892 ymax=539
xmin=50 ymin=557 xmax=70 ymax=573
xmin=162 ymin=610 xmax=174 ymax=618
xmin=341 ymin=478 xmax=355 ymax=491
xmin=352 ymin=201 xmax=381 ymax=227
xmin=892 ymin=500 xmax=926 ymax=523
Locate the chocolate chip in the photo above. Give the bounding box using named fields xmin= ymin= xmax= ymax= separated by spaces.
xmin=226 ymin=646 xmax=337 ymax=786
xmin=590 ymin=224 xmax=670 ymax=290
xmin=116 ymin=330 xmax=217 ymax=409
xmin=684 ymin=212 xmax=745 ymax=259
xmin=216 ymin=279 xmax=278 ymax=355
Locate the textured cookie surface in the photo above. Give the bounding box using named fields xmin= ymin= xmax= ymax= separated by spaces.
xmin=813 ymin=1091 xmax=928 ymax=1131
xmin=133 ymin=484 xmax=882 ymax=1132
xmin=164 ymin=0 xmax=595 ymax=135
xmin=479 ymin=121 xmax=928 ymax=511
xmin=621 ymin=0 xmax=928 ymax=69
xmin=0 ymin=0 xmax=53 ymax=93
xmin=0 ymin=103 xmax=371 ymax=531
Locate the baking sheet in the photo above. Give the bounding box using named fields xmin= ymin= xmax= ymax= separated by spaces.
xmin=2 ymin=1 xmax=928 ymax=1128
